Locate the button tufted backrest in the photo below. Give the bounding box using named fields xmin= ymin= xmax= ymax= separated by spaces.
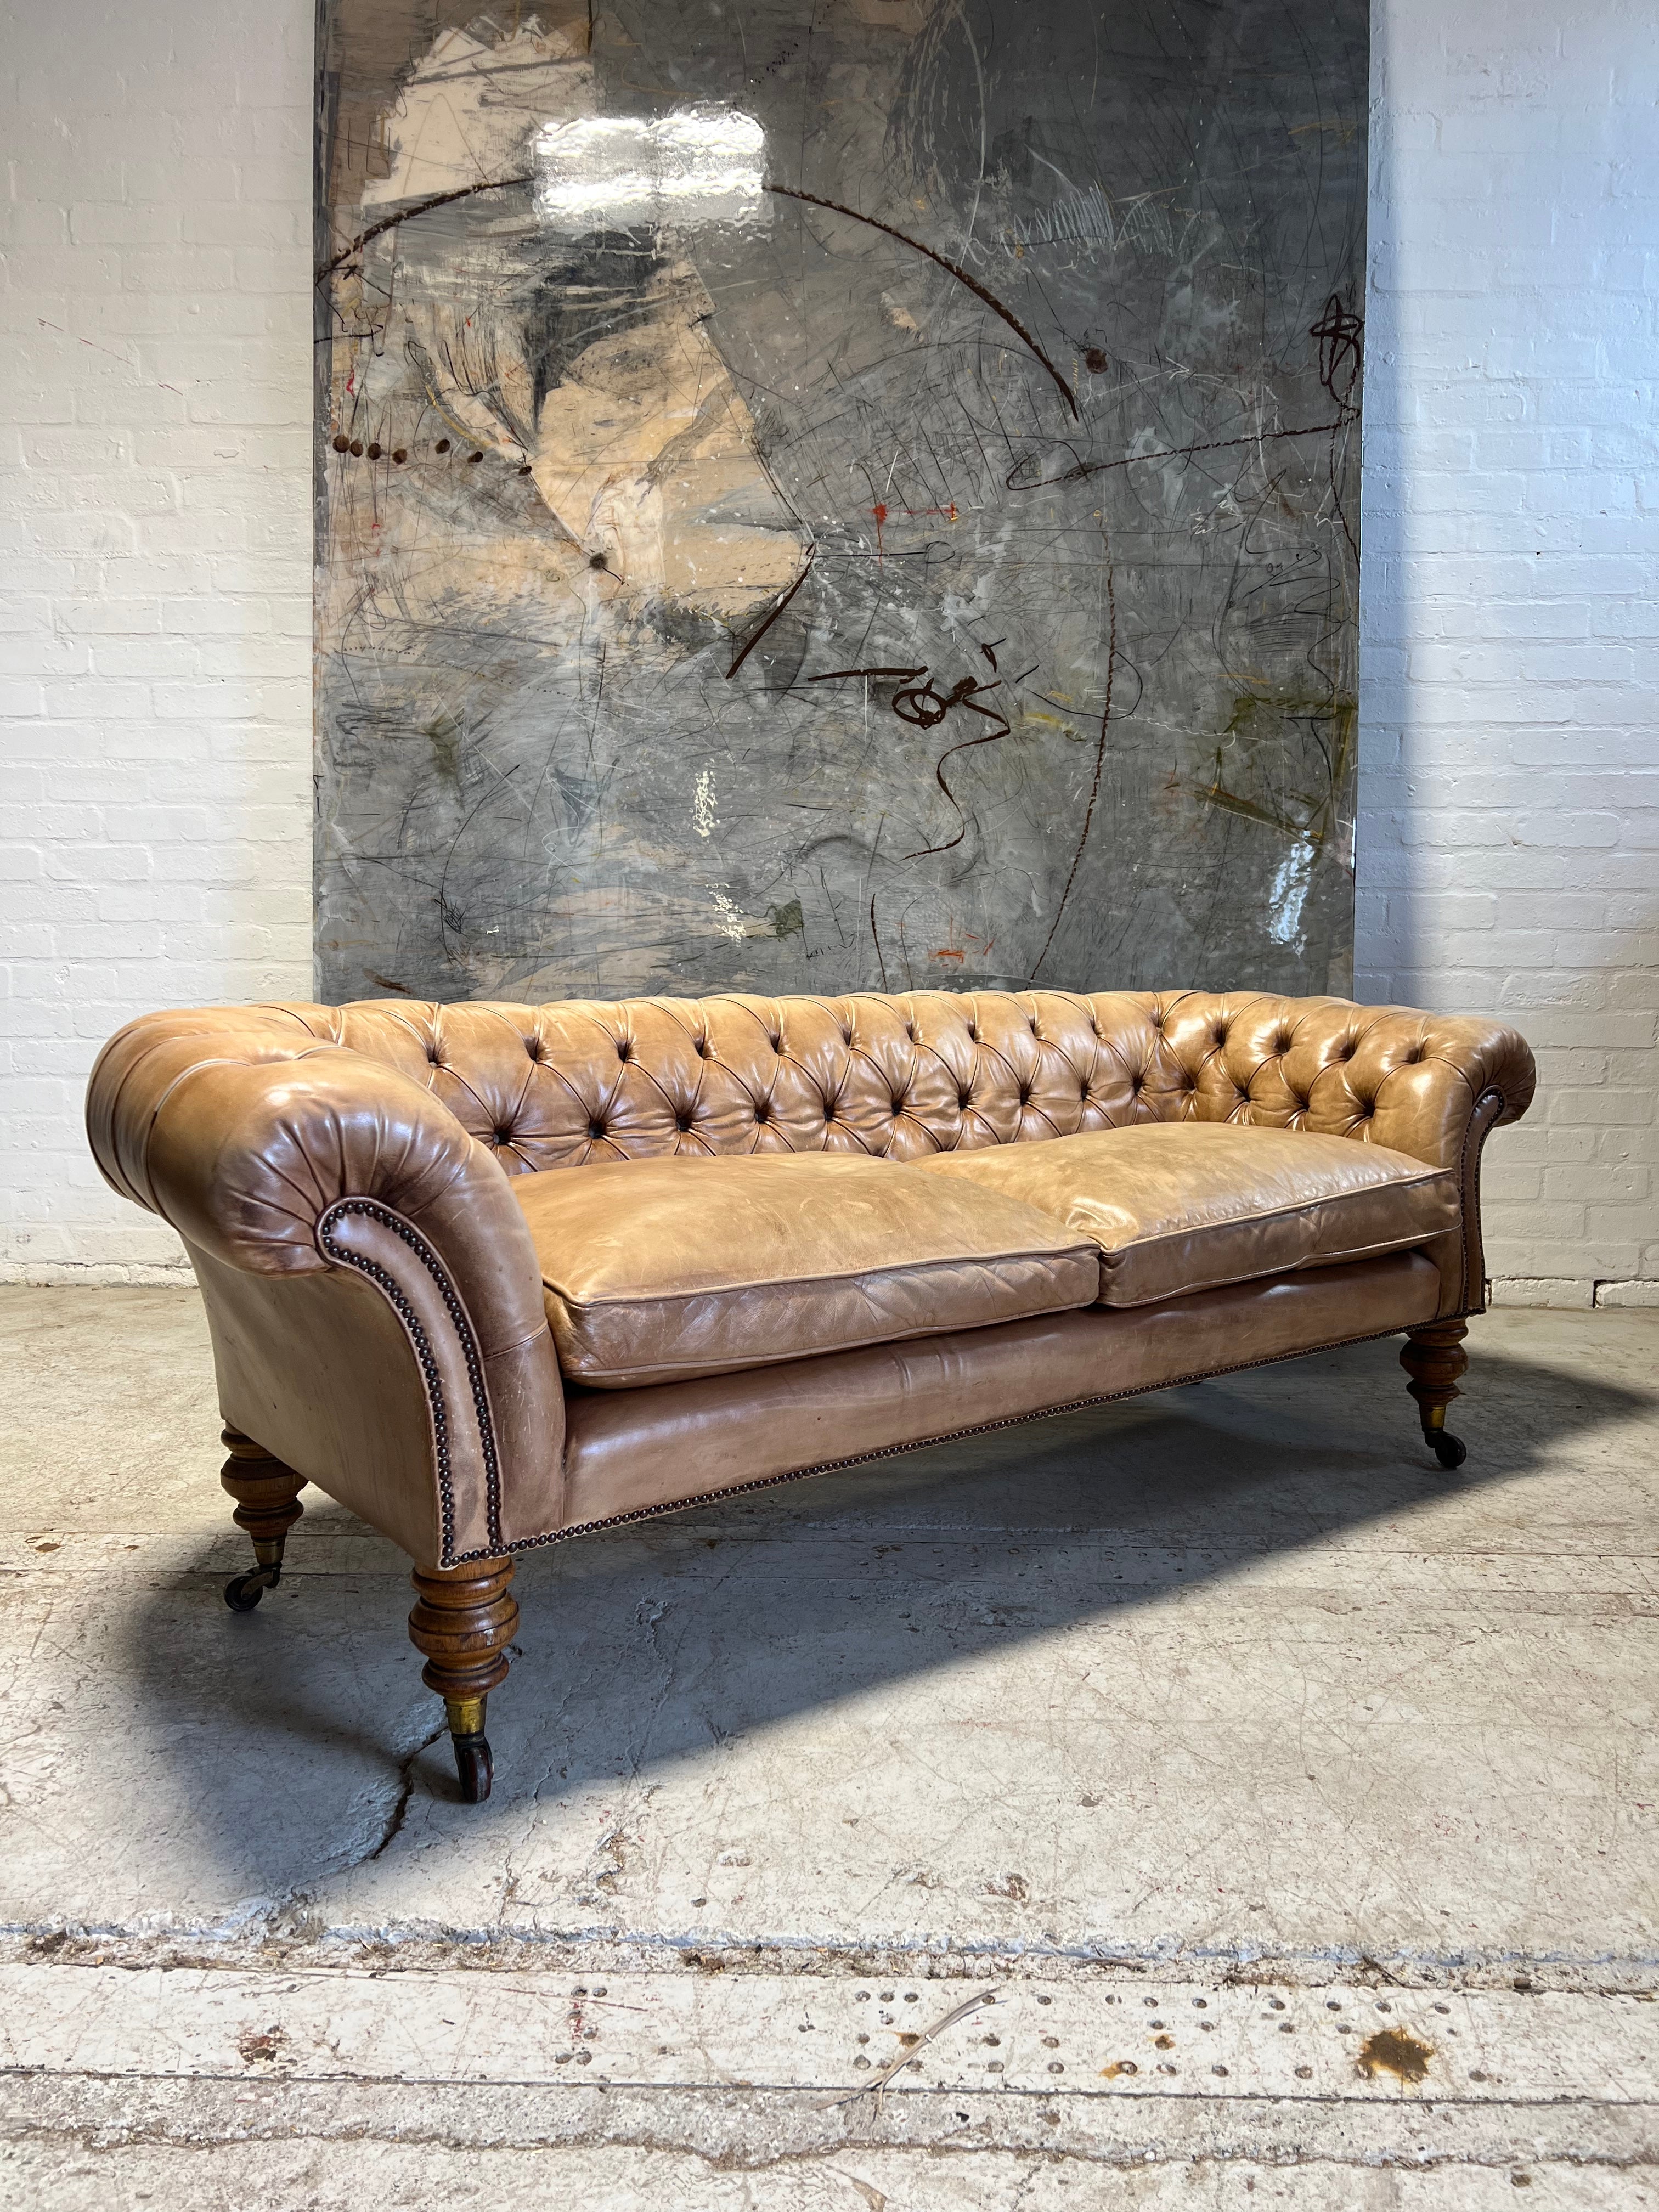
xmin=263 ymin=989 xmax=1536 ymax=1178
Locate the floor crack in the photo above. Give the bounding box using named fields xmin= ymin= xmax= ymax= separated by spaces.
xmin=368 ymin=1726 xmax=445 ymax=1862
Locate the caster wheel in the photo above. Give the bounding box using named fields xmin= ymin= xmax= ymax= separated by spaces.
xmin=224 ymin=1571 xmax=266 ymax=1612
xmin=1431 ymin=1431 xmax=1468 ymax=1471
xmin=453 ymin=1733 xmax=493 ymax=1804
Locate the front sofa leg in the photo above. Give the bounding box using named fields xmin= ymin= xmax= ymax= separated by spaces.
xmin=1400 ymin=1321 xmax=1470 ymax=1471
xmin=408 ymin=1557 xmax=519 ymax=1804
xmin=220 ymin=1427 xmax=307 ymax=1611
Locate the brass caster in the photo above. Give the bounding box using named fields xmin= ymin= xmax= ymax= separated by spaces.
xmin=1430 ymin=1431 xmax=1468 ymax=1471
xmin=224 ymin=1563 xmax=281 ymax=1612
xmin=452 ymin=1731 xmax=493 ymax=1804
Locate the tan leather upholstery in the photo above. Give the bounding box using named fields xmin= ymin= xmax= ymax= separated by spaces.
xmin=560 ymin=1251 xmax=1444 ymax=1533
xmin=913 ymin=1124 xmax=1458 ymax=1308
xmin=85 ymin=1005 xmax=567 ymax=1565
xmin=86 ymin=988 xmax=1534 ymax=1561
xmin=203 ymin=990 xmax=1534 ymax=1180
xmin=514 ymin=1154 xmax=1099 ymax=1387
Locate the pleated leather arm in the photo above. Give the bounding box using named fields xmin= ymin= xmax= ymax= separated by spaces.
xmin=86 ymin=1007 xmax=566 ymax=1561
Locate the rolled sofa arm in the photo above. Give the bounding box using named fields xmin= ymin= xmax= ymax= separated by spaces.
xmin=87 ymin=1007 xmax=565 ymax=1566
xmin=1150 ymin=992 xmax=1538 ymax=1316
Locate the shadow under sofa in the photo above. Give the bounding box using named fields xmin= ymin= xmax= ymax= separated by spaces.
xmin=86 ymin=985 xmax=1536 ymax=1801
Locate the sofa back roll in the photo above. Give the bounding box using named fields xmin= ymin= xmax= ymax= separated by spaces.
xmin=251 ymin=988 xmax=1534 ymax=1178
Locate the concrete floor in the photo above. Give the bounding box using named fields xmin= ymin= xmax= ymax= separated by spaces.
xmin=0 ymin=1288 xmax=1654 ymax=2207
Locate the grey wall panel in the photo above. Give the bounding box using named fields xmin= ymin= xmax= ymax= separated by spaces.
xmin=315 ymin=0 xmax=1366 ymax=1004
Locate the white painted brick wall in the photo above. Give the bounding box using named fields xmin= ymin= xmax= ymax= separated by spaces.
xmin=1358 ymin=0 xmax=1659 ymax=1306
xmin=1 ymin=0 xmax=313 ymax=1281
xmin=2 ymin=0 xmax=1654 ymax=1299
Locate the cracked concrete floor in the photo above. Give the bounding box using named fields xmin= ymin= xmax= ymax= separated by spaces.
xmin=0 ymin=1286 xmax=1655 ymax=2207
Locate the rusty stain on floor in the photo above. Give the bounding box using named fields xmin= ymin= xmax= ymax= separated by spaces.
xmin=1356 ymin=2024 xmax=1434 ymax=2083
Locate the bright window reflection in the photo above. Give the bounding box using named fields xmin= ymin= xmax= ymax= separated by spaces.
xmin=537 ymin=107 xmax=766 ymax=230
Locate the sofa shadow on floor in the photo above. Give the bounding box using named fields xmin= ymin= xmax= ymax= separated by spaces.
xmin=116 ymin=1329 xmax=1655 ymax=1904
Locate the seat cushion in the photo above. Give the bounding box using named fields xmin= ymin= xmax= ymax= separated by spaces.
xmin=512 ymin=1153 xmax=1101 ymax=1387
xmin=912 ymin=1124 xmax=1460 ymax=1308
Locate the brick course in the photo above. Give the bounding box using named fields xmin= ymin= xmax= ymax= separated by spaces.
xmin=1357 ymin=0 xmax=1659 ymax=1305
xmin=1 ymin=1 xmax=311 ymax=1280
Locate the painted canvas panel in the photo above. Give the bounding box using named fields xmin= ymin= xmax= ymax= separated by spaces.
xmin=314 ymin=0 xmax=1366 ymax=1003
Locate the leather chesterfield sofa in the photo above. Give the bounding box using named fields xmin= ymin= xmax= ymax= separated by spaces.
xmin=87 ymin=988 xmax=1535 ymax=1801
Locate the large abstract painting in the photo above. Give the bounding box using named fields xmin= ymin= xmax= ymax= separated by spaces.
xmin=314 ymin=0 xmax=1366 ymax=1004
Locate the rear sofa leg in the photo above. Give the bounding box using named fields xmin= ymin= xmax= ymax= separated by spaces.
xmin=1400 ymin=1322 xmax=1470 ymax=1471
xmin=408 ymin=1557 xmax=518 ymax=1805
xmin=220 ymin=1427 xmax=307 ymax=1611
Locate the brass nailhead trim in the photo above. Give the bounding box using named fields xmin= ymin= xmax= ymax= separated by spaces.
xmin=318 ymin=1199 xmax=503 ymax=1566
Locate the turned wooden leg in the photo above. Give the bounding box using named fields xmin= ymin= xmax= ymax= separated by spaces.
xmin=219 ymin=1426 xmax=307 ymax=1612
xmin=408 ymin=1556 xmax=518 ymax=1805
xmin=1400 ymin=1321 xmax=1470 ymax=1471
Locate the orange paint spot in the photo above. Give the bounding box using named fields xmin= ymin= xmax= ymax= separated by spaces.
xmin=930 ymin=947 xmax=966 ymax=961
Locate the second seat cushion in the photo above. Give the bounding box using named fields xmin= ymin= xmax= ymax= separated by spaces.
xmin=912 ymin=1123 xmax=1459 ymax=1308
xmin=512 ymin=1153 xmax=1101 ymax=1387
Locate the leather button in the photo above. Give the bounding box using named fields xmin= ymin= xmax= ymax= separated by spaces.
xmin=1214 ymin=1028 xmax=1228 ymax=1047
xmin=754 ymin=1102 xmax=769 ymax=1123
xmin=676 ymin=1115 xmax=693 ymax=1133
xmin=617 ymin=1041 xmax=631 ymax=1062
xmin=495 ymin=1128 xmax=512 ymax=1146
xmin=958 ymin=1090 xmax=972 ymax=1109
xmin=588 ymin=1121 xmax=606 ymax=1139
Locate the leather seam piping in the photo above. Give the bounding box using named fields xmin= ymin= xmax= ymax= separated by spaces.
xmin=316 ymin=1198 xmax=504 ymax=1566
xmin=1462 ymin=1086 xmax=1504 ymax=1312
xmin=1072 ymin=1173 xmax=1456 ymax=1255
xmin=452 ymin=1299 xmax=1453 ymax=1563
xmin=1099 ymin=1226 xmax=1453 ymax=1311
xmin=543 ymin=1244 xmax=1099 ymax=1310
xmin=549 ymin=1289 xmax=1097 ymax=1390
